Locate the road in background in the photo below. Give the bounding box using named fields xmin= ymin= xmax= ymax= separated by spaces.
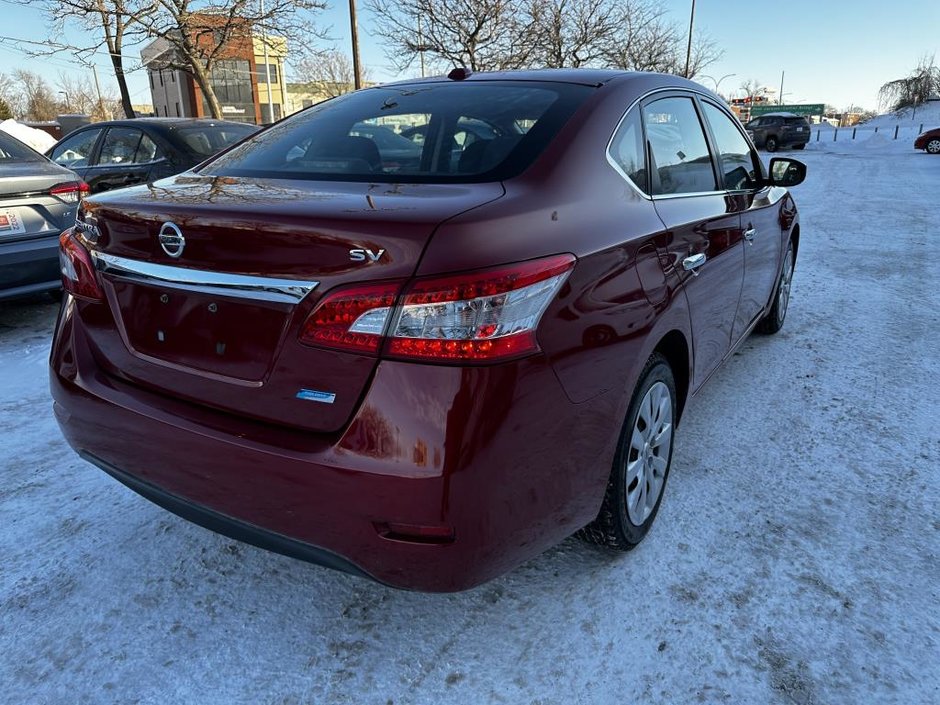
xmin=1 ymin=146 xmax=938 ymax=704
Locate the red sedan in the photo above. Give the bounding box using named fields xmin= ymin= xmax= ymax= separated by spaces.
xmin=914 ymin=127 xmax=940 ymax=153
xmin=51 ymin=69 xmax=806 ymax=591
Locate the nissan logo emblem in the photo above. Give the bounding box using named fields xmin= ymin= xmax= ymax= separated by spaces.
xmin=158 ymin=222 xmax=186 ymax=258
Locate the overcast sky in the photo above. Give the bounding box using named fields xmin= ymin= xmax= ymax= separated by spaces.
xmin=0 ymin=0 xmax=938 ymax=111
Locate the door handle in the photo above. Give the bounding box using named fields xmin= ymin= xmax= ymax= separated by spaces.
xmin=682 ymin=253 xmax=706 ymax=276
xmin=744 ymin=227 xmax=757 ymax=243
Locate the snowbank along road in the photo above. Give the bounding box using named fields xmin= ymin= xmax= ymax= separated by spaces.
xmin=1 ymin=142 xmax=938 ymax=704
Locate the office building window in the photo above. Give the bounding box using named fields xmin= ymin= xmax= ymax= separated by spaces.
xmin=175 ymin=102 xmax=180 ymax=117
xmin=256 ymin=63 xmax=279 ymax=84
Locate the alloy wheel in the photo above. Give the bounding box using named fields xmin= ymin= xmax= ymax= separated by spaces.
xmin=927 ymin=139 xmax=940 ymax=154
xmin=778 ymin=247 xmax=794 ymax=320
xmin=625 ymin=381 xmax=673 ymax=526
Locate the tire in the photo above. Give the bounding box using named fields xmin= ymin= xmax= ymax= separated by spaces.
xmin=927 ymin=139 xmax=940 ymax=155
xmin=765 ymin=136 xmax=778 ymax=152
xmin=576 ymin=353 xmax=677 ymax=550
xmin=757 ymin=240 xmax=795 ymax=334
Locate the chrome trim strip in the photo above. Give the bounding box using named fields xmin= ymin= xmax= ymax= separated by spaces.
xmin=92 ymin=252 xmax=318 ymax=304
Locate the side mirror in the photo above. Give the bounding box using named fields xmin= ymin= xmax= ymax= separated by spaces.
xmin=768 ymin=157 xmax=807 ymax=187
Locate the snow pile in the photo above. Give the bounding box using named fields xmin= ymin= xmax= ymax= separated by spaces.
xmin=0 ymin=119 xmax=57 ymax=153
xmin=805 ymin=100 xmax=940 ymax=154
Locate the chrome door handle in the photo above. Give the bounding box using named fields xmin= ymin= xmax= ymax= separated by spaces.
xmin=682 ymin=253 xmax=706 ymax=276
xmin=744 ymin=227 xmax=757 ymax=243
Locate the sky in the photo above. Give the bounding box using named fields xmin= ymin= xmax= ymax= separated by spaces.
xmin=0 ymin=0 xmax=938 ymax=112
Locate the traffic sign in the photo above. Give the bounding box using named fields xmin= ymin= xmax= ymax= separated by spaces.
xmin=750 ymin=103 xmax=825 ymax=117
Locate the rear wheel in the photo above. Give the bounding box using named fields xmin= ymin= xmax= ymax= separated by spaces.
xmin=576 ymin=353 xmax=676 ymax=549
xmin=927 ymin=139 xmax=940 ymax=154
xmin=765 ymin=136 xmax=778 ymax=152
xmin=757 ymin=241 xmax=795 ymax=334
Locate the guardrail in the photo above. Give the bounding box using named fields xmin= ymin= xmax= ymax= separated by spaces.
xmin=810 ymin=122 xmax=929 ymax=142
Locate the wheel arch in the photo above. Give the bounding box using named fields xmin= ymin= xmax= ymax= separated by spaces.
xmin=653 ymin=329 xmax=691 ymax=423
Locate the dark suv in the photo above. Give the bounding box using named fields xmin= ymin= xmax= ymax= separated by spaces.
xmin=745 ymin=112 xmax=810 ymax=151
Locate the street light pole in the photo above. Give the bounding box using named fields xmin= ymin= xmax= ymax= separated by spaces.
xmin=684 ymin=0 xmax=696 ymax=78
xmin=348 ymin=0 xmax=362 ymax=89
xmin=778 ymin=70 xmax=785 ymax=105
xmin=701 ymin=73 xmax=736 ymax=95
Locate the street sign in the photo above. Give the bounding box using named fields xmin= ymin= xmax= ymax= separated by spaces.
xmin=750 ymin=103 xmax=825 ymax=117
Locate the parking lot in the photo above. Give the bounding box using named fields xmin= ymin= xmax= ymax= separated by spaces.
xmin=1 ymin=144 xmax=938 ymax=704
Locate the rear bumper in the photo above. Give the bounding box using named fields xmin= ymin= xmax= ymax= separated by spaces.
xmin=0 ymin=233 xmax=61 ymax=299
xmin=780 ymin=130 xmax=810 ymax=146
xmin=50 ymin=296 xmax=619 ymax=591
xmin=914 ymin=135 xmax=932 ymax=149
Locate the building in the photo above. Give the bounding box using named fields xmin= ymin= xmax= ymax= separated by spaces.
xmin=141 ymin=19 xmax=287 ymax=125
xmin=285 ymin=80 xmax=377 ymax=116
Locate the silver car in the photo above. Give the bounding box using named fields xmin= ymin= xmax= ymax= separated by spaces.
xmin=1 ymin=130 xmax=85 ymax=300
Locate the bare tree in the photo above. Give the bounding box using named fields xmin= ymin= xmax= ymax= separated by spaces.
xmin=737 ymin=78 xmax=762 ymax=102
xmin=366 ymin=0 xmax=535 ymax=73
xmin=292 ymin=49 xmax=369 ymax=99
xmin=879 ymin=54 xmax=940 ymax=112
xmin=18 ymin=0 xmax=153 ymax=118
xmin=11 ymin=70 xmax=62 ymax=121
xmin=137 ymin=0 xmax=326 ymax=119
xmin=57 ymin=73 xmax=121 ymax=120
xmin=368 ymin=0 xmax=720 ymax=78
xmin=529 ymin=0 xmax=622 ymax=68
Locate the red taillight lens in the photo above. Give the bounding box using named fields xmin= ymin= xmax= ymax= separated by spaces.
xmin=298 ymin=281 xmax=402 ymax=354
xmin=298 ymin=254 xmax=575 ymax=363
xmin=59 ymin=230 xmax=104 ymax=301
xmin=387 ymin=254 xmax=575 ymax=362
xmin=49 ymin=181 xmax=90 ymax=204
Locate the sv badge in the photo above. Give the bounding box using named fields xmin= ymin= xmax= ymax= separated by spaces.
xmin=349 ymin=248 xmax=386 ymax=263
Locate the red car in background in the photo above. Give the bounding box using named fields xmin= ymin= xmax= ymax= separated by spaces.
xmin=50 ymin=69 xmax=806 ymax=591
xmin=914 ymin=127 xmax=940 ymax=153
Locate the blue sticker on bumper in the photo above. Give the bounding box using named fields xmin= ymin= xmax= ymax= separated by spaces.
xmin=296 ymin=389 xmax=337 ymax=404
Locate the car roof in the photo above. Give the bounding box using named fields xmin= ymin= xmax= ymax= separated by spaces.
xmin=376 ymin=68 xmax=640 ymax=88
xmin=71 ymin=118 xmax=256 ymax=133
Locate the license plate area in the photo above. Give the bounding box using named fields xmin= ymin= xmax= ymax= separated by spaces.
xmin=110 ymin=280 xmax=291 ymax=381
xmin=0 ymin=209 xmax=26 ymax=238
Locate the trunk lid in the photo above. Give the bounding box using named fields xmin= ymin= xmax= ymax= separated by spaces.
xmin=81 ymin=174 xmax=504 ymax=432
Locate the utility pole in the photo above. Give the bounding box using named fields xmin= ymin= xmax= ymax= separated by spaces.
xmin=684 ymin=0 xmax=696 ymax=78
xmin=778 ymin=70 xmax=785 ymax=105
xmin=418 ymin=16 xmax=425 ymax=78
xmin=259 ymin=0 xmax=275 ymax=123
xmin=91 ymin=65 xmax=109 ymax=120
xmin=349 ymin=0 xmax=362 ymax=89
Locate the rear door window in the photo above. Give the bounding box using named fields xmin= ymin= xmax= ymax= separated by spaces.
xmin=203 ymin=82 xmax=593 ymax=183
xmin=643 ymin=96 xmax=717 ymax=196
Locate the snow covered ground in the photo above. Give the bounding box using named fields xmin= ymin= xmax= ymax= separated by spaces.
xmin=1 ymin=141 xmax=939 ymax=704
xmin=807 ymin=99 xmax=940 ymax=152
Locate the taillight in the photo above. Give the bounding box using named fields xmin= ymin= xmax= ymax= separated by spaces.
xmin=299 ymin=281 xmax=402 ymax=354
xmin=59 ymin=230 xmax=104 ymax=301
xmin=298 ymin=254 xmax=575 ymax=363
xmin=49 ymin=181 xmax=90 ymax=204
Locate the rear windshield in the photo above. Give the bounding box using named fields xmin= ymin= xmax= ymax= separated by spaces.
xmin=171 ymin=124 xmax=258 ymax=157
xmin=202 ymin=81 xmax=593 ymax=183
xmin=0 ymin=132 xmax=43 ymax=162
xmin=784 ymin=117 xmax=808 ymax=125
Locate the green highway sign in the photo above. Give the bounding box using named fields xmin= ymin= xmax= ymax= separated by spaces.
xmin=749 ymin=103 xmax=826 ymax=117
